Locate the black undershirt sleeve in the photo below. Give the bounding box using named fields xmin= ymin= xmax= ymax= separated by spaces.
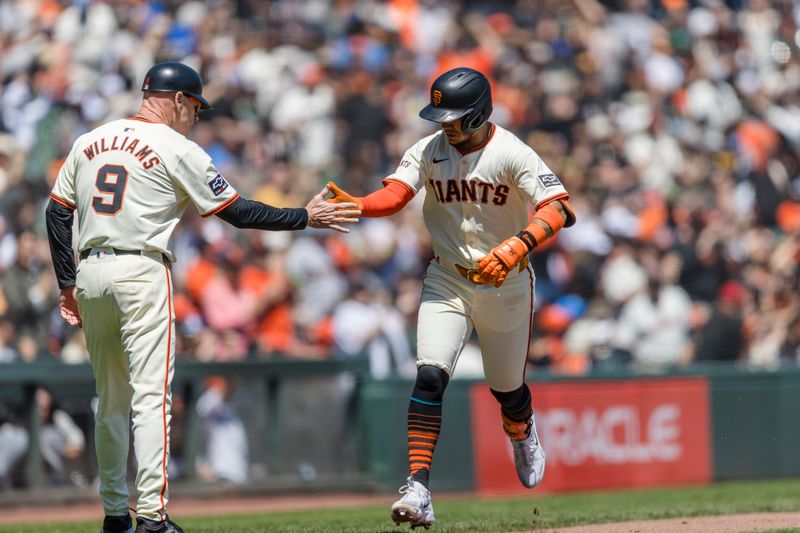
xmin=45 ymin=200 xmax=77 ymax=289
xmin=215 ymin=196 xmax=308 ymax=231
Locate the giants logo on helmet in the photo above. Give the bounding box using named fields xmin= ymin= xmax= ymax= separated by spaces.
xmin=433 ymin=90 xmax=442 ymax=106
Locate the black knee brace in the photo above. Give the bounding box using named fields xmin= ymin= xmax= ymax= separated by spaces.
xmin=412 ymin=365 xmax=449 ymax=403
xmin=491 ymin=384 xmax=531 ymax=420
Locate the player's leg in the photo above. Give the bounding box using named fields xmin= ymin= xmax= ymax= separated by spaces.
xmin=391 ymin=365 xmax=448 ymax=528
xmin=392 ymin=264 xmax=474 ymax=527
xmin=411 ymin=266 xmax=474 ymax=486
xmin=405 ymin=365 xmax=449 ymax=489
xmin=473 ymin=267 xmax=545 ymax=488
xmin=77 ymin=259 xmax=134 ymax=524
xmin=112 ymin=255 xmax=179 ymax=528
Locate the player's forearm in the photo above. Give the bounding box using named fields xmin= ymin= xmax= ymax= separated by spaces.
xmin=359 ymin=180 xmax=414 ymax=217
xmin=45 ymin=200 xmax=77 ymax=289
xmin=518 ymin=198 xmax=576 ymax=249
xmin=215 ymin=196 xmax=308 ymax=231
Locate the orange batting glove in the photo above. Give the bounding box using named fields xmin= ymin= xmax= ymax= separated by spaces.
xmin=477 ymin=236 xmax=530 ymax=288
xmin=326 ymin=181 xmax=364 ymax=210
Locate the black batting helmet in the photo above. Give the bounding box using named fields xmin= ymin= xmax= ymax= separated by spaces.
xmin=419 ymin=67 xmax=492 ymax=134
xmin=141 ymin=62 xmax=212 ymax=110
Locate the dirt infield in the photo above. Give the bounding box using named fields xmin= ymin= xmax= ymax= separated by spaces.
xmin=536 ymin=512 xmax=800 ymax=532
xmin=1 ymin=494 xmax=798 ymax=532
xmin=0 ymin=493 xmax=390 ymax=524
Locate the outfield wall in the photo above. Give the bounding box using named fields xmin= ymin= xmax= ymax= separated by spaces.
xmin=360 ymin=367 xmax=800 ymax=494
xmin=3 ymin=362 xmax=799 ymax=497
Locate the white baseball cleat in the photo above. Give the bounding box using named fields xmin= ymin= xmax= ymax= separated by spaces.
xmin=391 ymin=477 xmax=435 ymax=529
xmin=511 ymin=413 xmax=546 ymax=489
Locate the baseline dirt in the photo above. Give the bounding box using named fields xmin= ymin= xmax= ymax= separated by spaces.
xmin=0 ymin=493 xmax=390 ymax=524
xmin=1 ymin=494 xmax=798 ymax=532
xmin=535 ymin=512 xmax=800 ymax=533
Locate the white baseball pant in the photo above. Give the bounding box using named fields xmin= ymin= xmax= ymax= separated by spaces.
xmin=76 ymin=248 xmax=175 ymax=521
xmin=416 ymin=259 xmax=535 ymax=392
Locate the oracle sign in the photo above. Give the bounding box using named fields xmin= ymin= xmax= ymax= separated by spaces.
xmin=544 ymin=404 xmax=683 ymax=465
xmin=470 ymin=378 xmax=711 ymax=493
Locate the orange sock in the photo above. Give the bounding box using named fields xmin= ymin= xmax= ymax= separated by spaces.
xmin=407 ymin=400 xmax=442 ymax=484
xmin=501 ymin=412 xmax=532 ymax=441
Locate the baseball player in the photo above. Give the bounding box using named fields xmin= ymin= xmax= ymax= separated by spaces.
xmin=45 ymin=62 xmax=359 ymax=533
xmin=327 ymin=67 xmax=575 ymax=528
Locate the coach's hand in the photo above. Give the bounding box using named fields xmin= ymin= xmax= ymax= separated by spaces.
xmin=59 ymin=285 xmax=83 ymax=328
xmin=306 ymin=185 xmax=361 ymax=233
xmin=477 ymin=236 xmax=529 ymax=288
xmin=325 ymin=181 xmax=364 ymax=210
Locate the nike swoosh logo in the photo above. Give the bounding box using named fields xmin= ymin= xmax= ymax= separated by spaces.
xmin=433 ymin=157 xmax=449 ymax=164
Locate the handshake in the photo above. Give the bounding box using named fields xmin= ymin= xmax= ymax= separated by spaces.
xmin=309 ymin=180 xmax=528 ymax=288
xmin=305 ymin=182 xmax=362 ymax=233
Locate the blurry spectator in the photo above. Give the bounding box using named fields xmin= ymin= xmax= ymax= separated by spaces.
xmin=0 ymin=318 xmax=18 ymax=363
xmin=271 ymin=62 xmax=336 ymax=169
xmin=198 ymin=247 xmax=257 ymax=361
xmin=563 ymin=298 xmax=616 ymax=371
xmin=746 ymin=273 xmax=799 ymax=369
xmin=0 ymin=401 xmax=27 ymax=490
xmin=600 ymin=244 xmax=648 ymax=306
xmin=57 ymin=329 xmax=90 ymax=364
xmin=184 ymin=238 xmax=220 ymax=307
xmin=239 ymin=240 xmax=329 ymax=359
xmin=689 ymin=280 xmax=748 ymax=364
xmin=1 ymin=232 xmax=56 ymax=361
xmin=195 ymin=377 xmax=248 ymax=485
xmin=240 ymin=247 xmax=295 ymax=354
xmin=529 ymin=304 xmax=570 ymax=371
xmin=35 ymin=387 xmax=86 ymax=486
xmin=286 ymin=234 xmax=348 ymax=328
xmin=530 ymin=295 xmax=589 ymax=375
xmin=332 ymin=275 xmax=415 ymax=379
xmin=675 ymin=219 xmax=729 ymax=303
xmin=337 ymin=70 xmax=394 ymax=190
xmin=613 ymin=253 xmax=693 ymax=370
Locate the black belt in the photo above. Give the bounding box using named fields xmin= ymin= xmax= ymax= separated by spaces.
xmin=79 ymin=248 xmax=170 ymax=265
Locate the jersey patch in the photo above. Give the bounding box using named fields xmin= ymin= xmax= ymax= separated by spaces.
xmin=538 ymin=173 xmax=562 ymax=189
xmin=208 ymin=174 xmax=229 ymax=196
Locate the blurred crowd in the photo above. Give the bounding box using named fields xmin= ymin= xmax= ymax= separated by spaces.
xmin=0 ymin=0 xmax=798 ymax=386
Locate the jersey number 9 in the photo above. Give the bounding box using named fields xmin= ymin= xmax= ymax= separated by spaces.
xmin=92 ymin=164 xmax=128 ymax=215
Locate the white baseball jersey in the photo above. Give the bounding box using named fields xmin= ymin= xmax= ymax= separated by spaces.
xmin=389 ymin=124 xmax=569 ymax=268
xmin=50 ymin=117 xmax=239 ymax=261
xmin=50 ymin=117 xmax=240 ymax=520
xmin=389 ymin=123 xmax=570 ymax=389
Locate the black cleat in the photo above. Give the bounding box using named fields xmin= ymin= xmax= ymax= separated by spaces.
xmin=134 ymin=515 xmax=184 ymax=533
xmin=102 ymin=514 xmax=134 ymax=533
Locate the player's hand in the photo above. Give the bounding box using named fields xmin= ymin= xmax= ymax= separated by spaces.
xmin=325 ymin=181 xmax=364 ymax=210
xmin=306 ymin=185 xmax=361 ymax=233
xmin=59 ymin=285 xmax=82 ymax=328
xmin=476 ymin=236 xmax=529 ymax=288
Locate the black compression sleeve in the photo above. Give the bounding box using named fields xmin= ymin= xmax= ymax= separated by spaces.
xmin=45 ymin=200 xmax=77 ymax=289
xmin=215 ymin=196 xmax=308 ymax=231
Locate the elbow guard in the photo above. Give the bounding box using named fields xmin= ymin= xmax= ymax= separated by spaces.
xmin=518 ymin=198 xmax=575 ymax=249
xmin=559 ymin=199 xmax=577 ymax=227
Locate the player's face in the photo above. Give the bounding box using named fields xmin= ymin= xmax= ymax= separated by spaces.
xmin=174 ymin=92 xmax=201 ymax=135
xmin=441 ymin=119 xmax=469 ymax=145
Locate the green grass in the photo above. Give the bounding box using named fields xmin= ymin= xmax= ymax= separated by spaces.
xmin=2 ymin=478 xmax=800 ymax=532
